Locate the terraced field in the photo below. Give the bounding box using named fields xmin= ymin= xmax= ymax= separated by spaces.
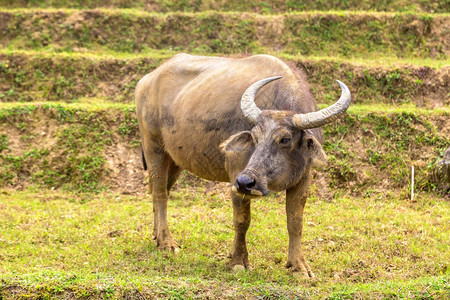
xmin=0 ymin=1 xmax=449 ymax=299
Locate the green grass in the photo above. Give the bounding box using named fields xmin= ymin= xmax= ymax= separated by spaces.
xmin=1 ymin=100 xmax=448 ymax=115
xmin=2 ymin=48 xmax=450 ymax=68
xmin=0 ymin=100 xmax=135 ymax=111
xmin=281 ymin=52 xmax=450 ymax=70
xmin=321 ymin=103 xmax=450 ymax=115
xmin=0 ymin=0 xmax=448 ymax=13
xmin=0 ymin=187 xmax=448 ymax=298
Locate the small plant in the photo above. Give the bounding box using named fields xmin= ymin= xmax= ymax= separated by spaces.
xmin=0 ymin=135 xmax=8 ymax=153
xmin=366 ymin=149 xmax=382 ymax=165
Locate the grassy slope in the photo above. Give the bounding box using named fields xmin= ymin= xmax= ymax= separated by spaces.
xmin=1 ymin=10 xmax=448 ymax=60
xmin=1 ymin=51 xmax=448 ymax=106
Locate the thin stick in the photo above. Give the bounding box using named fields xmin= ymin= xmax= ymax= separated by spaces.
xmin=411 ymin=165 xmax=415 ymax=201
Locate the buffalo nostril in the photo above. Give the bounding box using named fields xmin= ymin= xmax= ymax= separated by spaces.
xmin=247 ymin=179 xmax=256 ymax=188
xmin=236 ymin=175 xmax=256 ymax=191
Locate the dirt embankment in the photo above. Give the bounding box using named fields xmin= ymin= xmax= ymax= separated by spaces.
xmin=1 ymin=105 xmax=448 ymax=198
xmin=0 ymin=106 xmax=145 ymax=194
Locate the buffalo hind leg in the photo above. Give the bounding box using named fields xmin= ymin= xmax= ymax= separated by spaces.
xmin=285 ymin=175 xmax=314 ymax=278
xmin=148 ymin=152 xmax=179 ymax=252
xmin=229 ymin=190 xmax=251 ymax=271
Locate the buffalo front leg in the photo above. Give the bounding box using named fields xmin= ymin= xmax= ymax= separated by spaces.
xmin=148 ymin=153 xmax=179 ymax=252
xmin=229 ymin=190 xmax=251 ymax=270
xmin=285 ymin=179 xmax=314 ymax=278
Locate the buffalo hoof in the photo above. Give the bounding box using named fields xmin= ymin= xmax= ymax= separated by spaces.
xmin=286 ymin=261 xmax=315 ymax=279
xmin=231 ymin=264 xmax=246 ymax=272
xmin=292 ymin=270 xmax=316 ymax=280
xmin=228 ymin=254 xmax=251 ymax=272
xmin=158 ymin=244 xmax=180 ymax=254
xmin=230 ymin=263 xmax=253 ymax=272
xmin=155 ymin=238 xmax=180 ymax=254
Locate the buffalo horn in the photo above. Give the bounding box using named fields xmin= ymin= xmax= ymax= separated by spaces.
xmin=241 ymin=76 xmax=282 ymax=124
xmin=292 ymin=80 xmax=351 ymax=129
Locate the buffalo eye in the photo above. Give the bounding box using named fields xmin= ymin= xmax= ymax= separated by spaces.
xmin=279 ymin=137 xmax=291 ymax=145
xmin=307 ymin=138 xmax=314 ymax=149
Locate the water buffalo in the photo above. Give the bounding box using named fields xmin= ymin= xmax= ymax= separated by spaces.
xmin=135 ymin=53 xmax=351 ymax=277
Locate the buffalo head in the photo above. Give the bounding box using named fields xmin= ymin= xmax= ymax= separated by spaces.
xmin=221 ymin=76 xmax=351 ymax=196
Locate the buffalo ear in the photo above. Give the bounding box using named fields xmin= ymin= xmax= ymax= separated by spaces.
xmin=302 ymin=135 xmax=328 ymax=169
xmin=220 ymin=131 xmax=254 ymax=154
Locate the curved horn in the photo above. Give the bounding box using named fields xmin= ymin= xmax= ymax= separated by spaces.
xmin=292 ymin=80 xmax=351 ymax=129
xmin=241 ymin=76 xmax=282 ymax=124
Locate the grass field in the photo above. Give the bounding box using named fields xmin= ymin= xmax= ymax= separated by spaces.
xmin=0 ymin=188 xmax=448 ymax=298
xmin=0 ymin=0 xmax=449 ymax=299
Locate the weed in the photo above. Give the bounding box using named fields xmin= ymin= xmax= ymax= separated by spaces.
xmin=6 ymin=88 xmax=15 ymax=96
xmin=366 ymin=149 xmax=382 ymax=165
xmin=0 ymin=135 xmax=8 ymax=152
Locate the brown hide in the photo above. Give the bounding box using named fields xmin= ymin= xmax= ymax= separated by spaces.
xmin=135 ymin=53 xmax=321 ymax=185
